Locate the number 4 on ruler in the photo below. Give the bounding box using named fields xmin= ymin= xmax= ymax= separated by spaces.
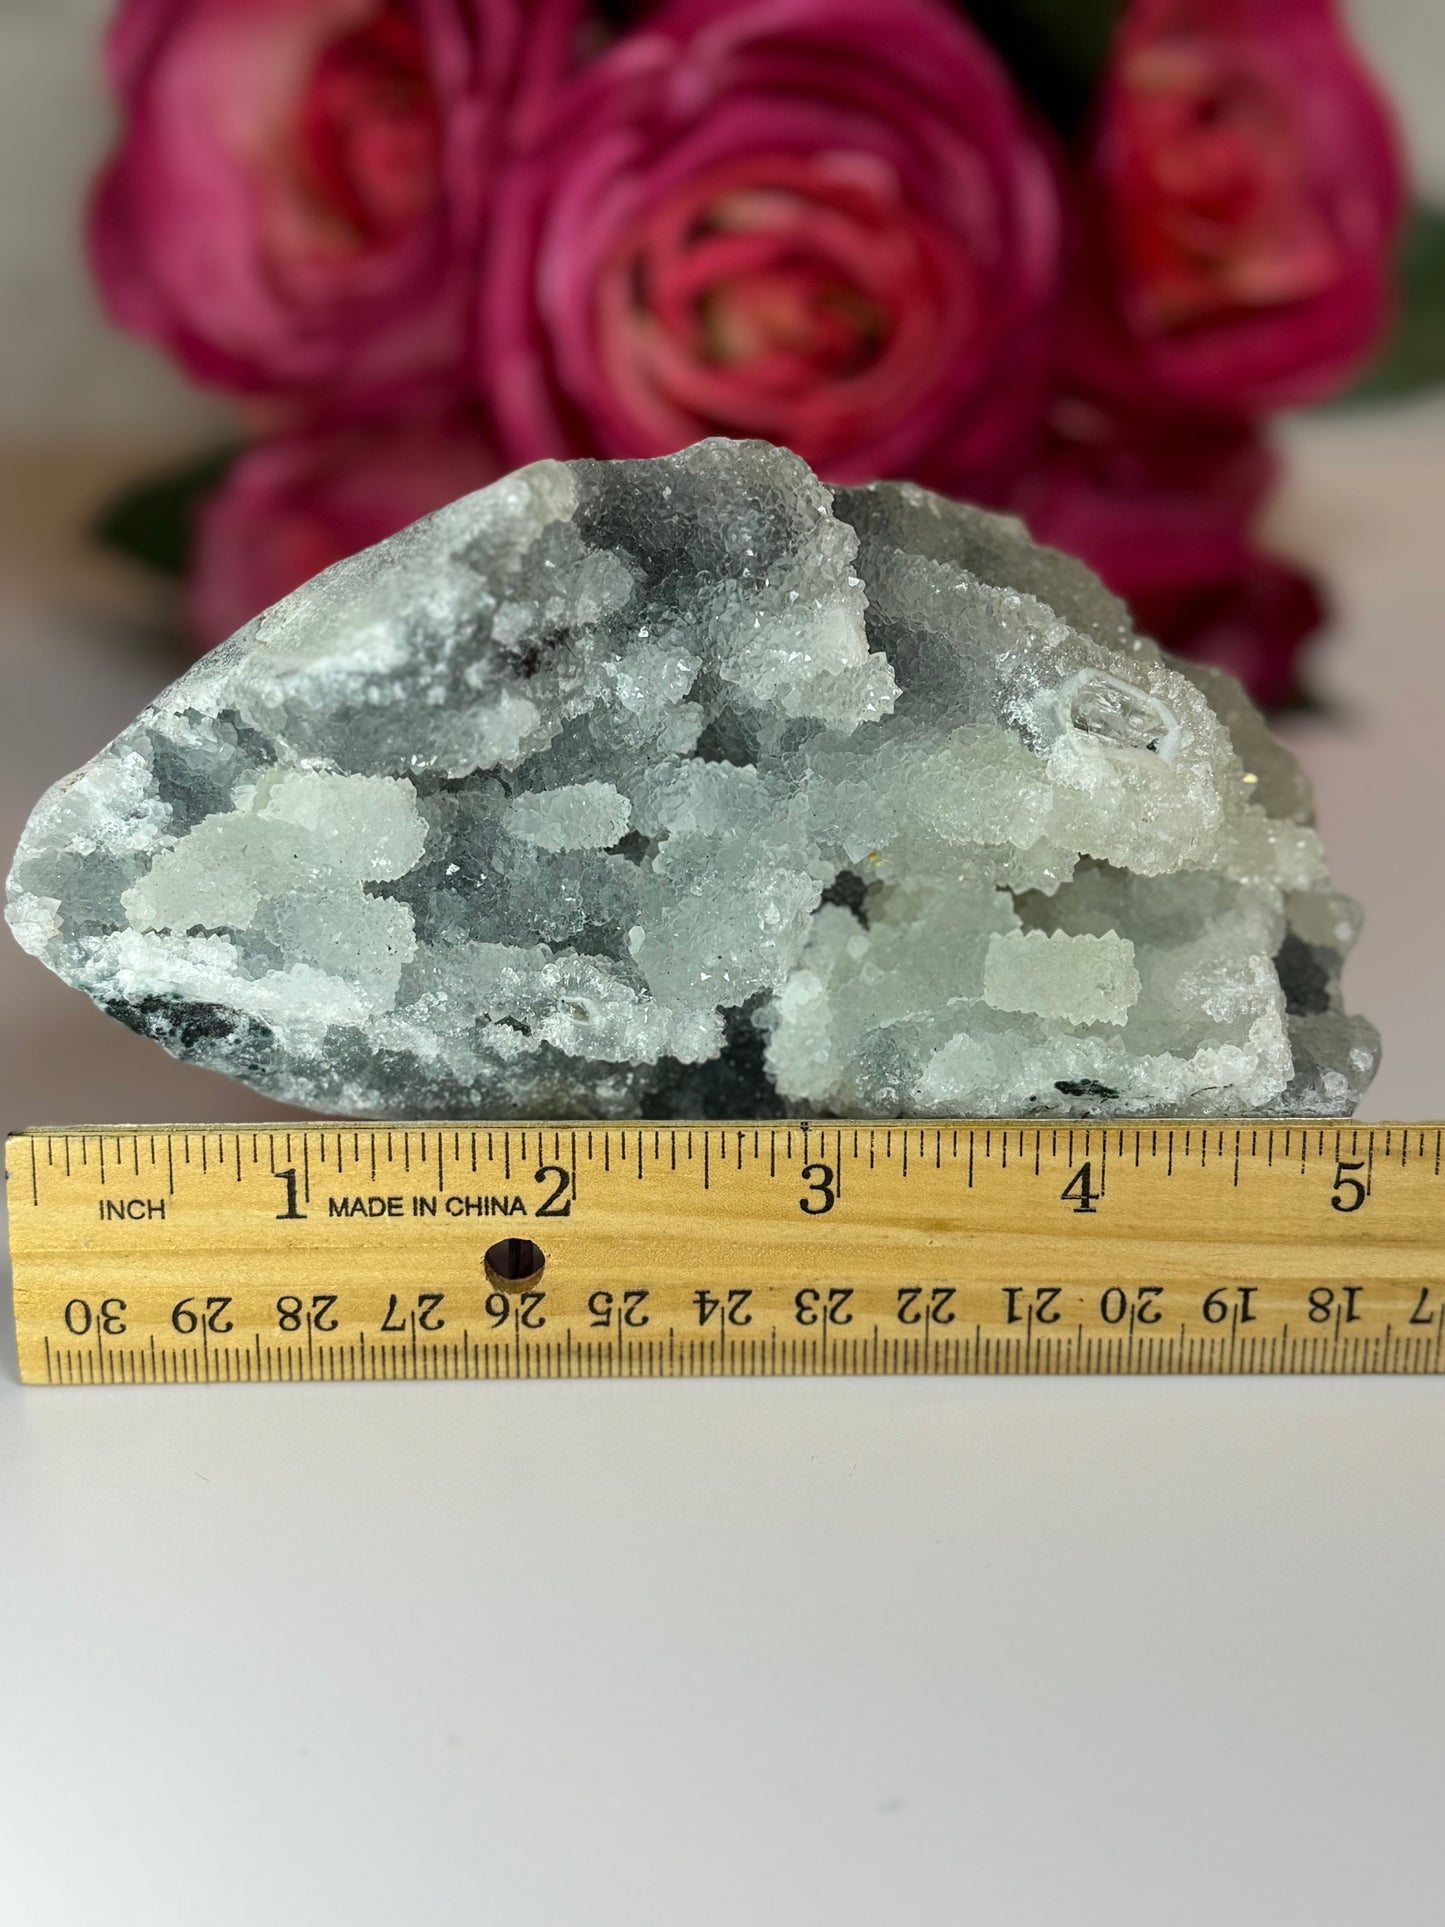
xmin=1061 ymin=1161 xmax=1099 ymax=1214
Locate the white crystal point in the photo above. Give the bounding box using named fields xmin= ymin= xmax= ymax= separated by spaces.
xmin=5 ymin=438 xmax=1377 ymax=1120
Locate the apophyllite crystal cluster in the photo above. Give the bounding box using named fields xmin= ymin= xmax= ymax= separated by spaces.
xmin=6 ymin=441 xmax=1377 ymax=1120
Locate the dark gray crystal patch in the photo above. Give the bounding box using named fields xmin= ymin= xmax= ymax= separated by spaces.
xmin=5 ymin=439 xmax=1378 ymax=1119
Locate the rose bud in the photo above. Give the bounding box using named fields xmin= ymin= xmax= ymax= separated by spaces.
xmin=188 ymin=407 xmax=502 ymax=646
xmin=89 ymin=0 xmax=527 ymax=398
xmin=1129 ymin=557 xmax=1325 ymax=710
xmin=481 ymin=0 xmax=1062 ymax=494
xmin=1070 ymin=0 xmax=1406 ymax=414
xmin=1015 ymin=395 xmax=1318 ymax=705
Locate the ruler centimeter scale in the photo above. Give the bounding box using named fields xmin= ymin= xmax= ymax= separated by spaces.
xmin=6 ymin=1120 xmax=1445 ymax=1385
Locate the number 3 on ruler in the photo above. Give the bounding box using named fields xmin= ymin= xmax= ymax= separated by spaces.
xmin=799 ymin=1162 xmax=836 ymax=1214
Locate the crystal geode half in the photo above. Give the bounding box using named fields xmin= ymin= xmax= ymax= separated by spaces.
xmin=6 ymin=440 xmax=1378 ymax=1120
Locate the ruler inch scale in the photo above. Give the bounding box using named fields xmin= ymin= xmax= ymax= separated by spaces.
xmin=6 ymin=1120 xmax=1444 ymax=1385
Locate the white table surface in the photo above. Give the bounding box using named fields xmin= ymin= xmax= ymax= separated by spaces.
xmin=2 ymin=406 xmax=1444 ymax=1926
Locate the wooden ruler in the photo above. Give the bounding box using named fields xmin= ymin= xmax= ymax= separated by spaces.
xmin=6 ymin=1121 xmax=1444 ymax=1385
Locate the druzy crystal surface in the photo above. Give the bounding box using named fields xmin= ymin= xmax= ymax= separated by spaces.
xmin=6 ymin=439 xmax=1377 ymax=1119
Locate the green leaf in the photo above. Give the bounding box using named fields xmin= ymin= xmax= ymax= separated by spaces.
xmin=92 ymin=445 xmax=243 ymax=578
xmin=964 ymin=0 xmax=1124 ymax=137
xmin=1343 ymin=204 xmax=1445 ymax=405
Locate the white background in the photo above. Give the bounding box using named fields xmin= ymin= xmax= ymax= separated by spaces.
xmin=2 ymin=8 xmax=1445 ymax=1925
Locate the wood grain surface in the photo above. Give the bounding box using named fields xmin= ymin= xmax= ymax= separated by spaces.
xmin=9 ymin=1120 xmax=1445 ymax=1382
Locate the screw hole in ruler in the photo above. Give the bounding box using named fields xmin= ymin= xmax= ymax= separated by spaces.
xmin=484 ymin=1237 xmax=546 ymax=1290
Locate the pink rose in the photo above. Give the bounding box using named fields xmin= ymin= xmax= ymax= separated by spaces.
xmin=188 ymin=408 xmax=501 ymax=645
xmin=1070 ymin=0 xmax=1405 ymax=413
xmin=1016 ymin=397 xmax=1316 ymax=704
xmin=1129 ymin=557 xmax=1323 ymax=710
xmin=1018 ymin=396 xmax=1277 ymax=591
xmin=90 ymin=0 xmax=534 ymax=397
xmin=481 ymin=0 xmax=1061 ymax=492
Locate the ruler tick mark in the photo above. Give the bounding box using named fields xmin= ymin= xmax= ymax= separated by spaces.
xmin=12 ymin=1119 xmax=1445 ymax=1385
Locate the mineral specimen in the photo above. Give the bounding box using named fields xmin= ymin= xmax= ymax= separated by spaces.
xmin=6 ymin=439 xmax=1378 ymax=1119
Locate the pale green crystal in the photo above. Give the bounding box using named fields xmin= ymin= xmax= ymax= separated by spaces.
xmin=4 ymin=439 xmax=1378 ymax=1119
